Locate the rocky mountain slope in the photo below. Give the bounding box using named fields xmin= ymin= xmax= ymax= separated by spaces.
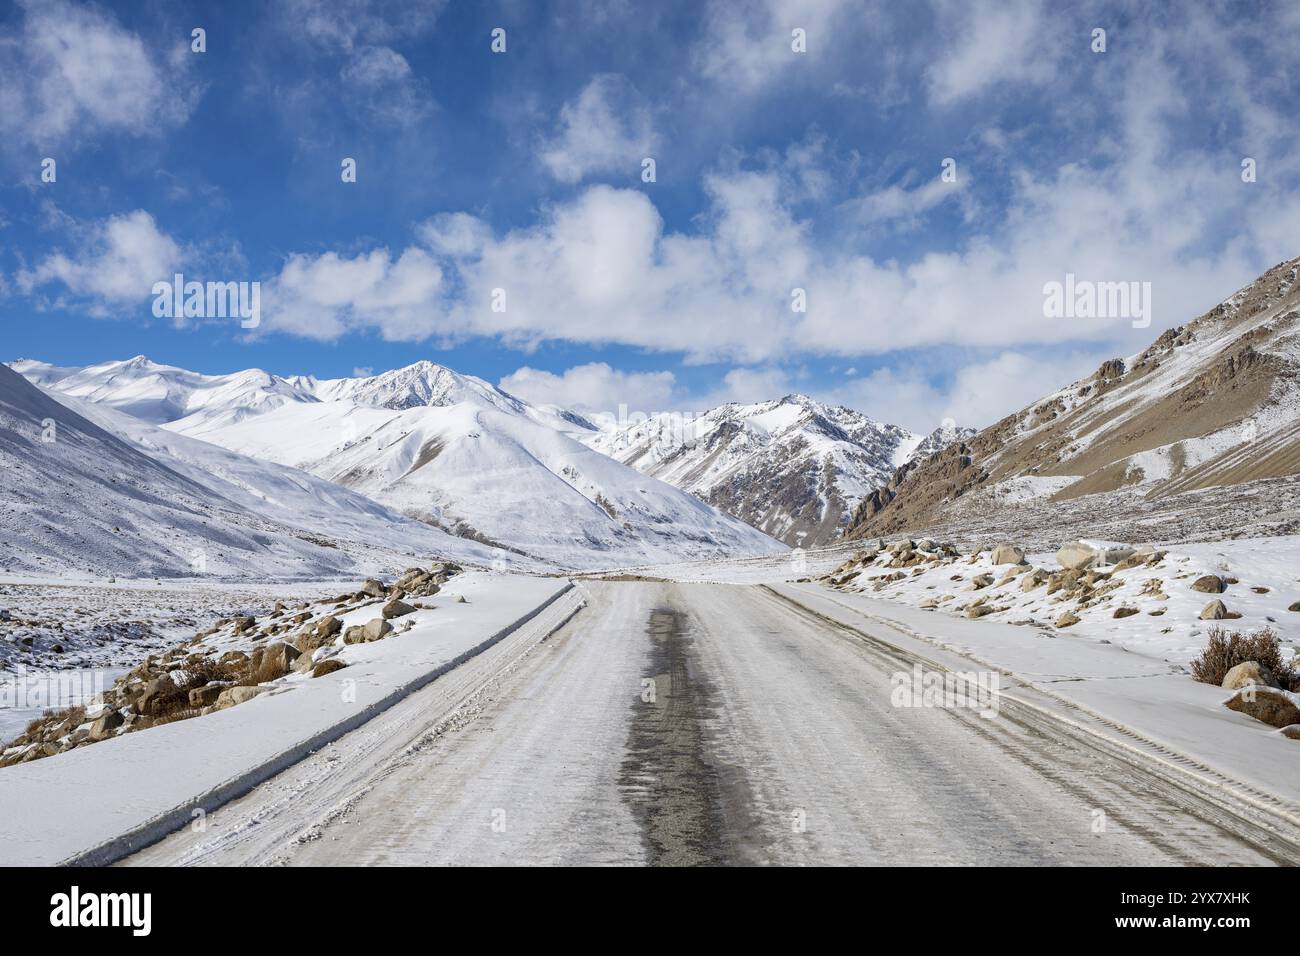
xmin=14 ymin=358 xmax=784 ymax=570
xmin=846 ymin=256 xmax=1300 ymax=542
xmin=587 ymin=394 xmax=971 ymax=546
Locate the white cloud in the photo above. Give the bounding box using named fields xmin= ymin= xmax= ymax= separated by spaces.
xmin=284 ymin=0 xmax=446 ymax=52
xmin=339 ymin=45 xmax=434 ymax=127
xmin=824 ymin=349 xmax=1107 ymax=432
xmin=538 ymin=75 xmax=658 ymax=184
xmin=0 ymin=0 xmax=195 ymax=147
xmin=19 ymin=211 xmax=182 ymax=311
xmin=926 ymin=0 xmax=1055 ymax=105
xmin=695 ymin=0 xmax=857 ymax=93
xmin=500 ymin=362 xmax=677 ymax=416
xmin=259 ymin=247 xmax=444 ymax=341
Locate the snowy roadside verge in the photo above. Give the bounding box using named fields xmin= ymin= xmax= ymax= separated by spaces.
xmin=772 ymin=582 xmax=1300 ymax=810
xmin=0 ymin=573 xmax=574 ymax=866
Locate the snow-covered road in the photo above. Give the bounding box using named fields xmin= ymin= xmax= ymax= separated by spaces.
xmin=126 ymin=581 xmax=1297 ymax=866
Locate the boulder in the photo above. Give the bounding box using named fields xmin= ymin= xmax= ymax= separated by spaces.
xmin=1112 ymin=606 xmax=1140 ymax=619
xmin=137 ymin=675 xmax=178 ymax=715
xmin=1280 ymin=725 xmax=1300 ymax=740
xmin=1056 ymin=541 xmax=1097 ymax=570
xmin=1199 ymin=599 xmax=1234 ymax=620
xmin=257 ymin=641 xmax=300 ymax=681
xmin=214 ymin=686 xmax=261 ymax=711
xmin=343 ymin=625 xmax=367 ymax=645
xmin=1288 ymin=601 xmax=1300 ymax=612
xmin=969 ymin=574 xmax=994 ymax=590
xmin=1221 ymin=661 xmax=1281 ymax=691
xmin=382 ymin=600 xmax=417 ymax=619
xmin=1191 ymin=574 xmax=1226 ymax=594
xmin=1224 ymin=687 xmax=1300 ymax=729
xmin=966 ymin=604 xmax=995 ymax=619
xmin=991 ymin=544 xmax=1026 ymax=566
xmin=188 ymin=682 xmax=229 ymax=707
xmin=1056 ymin=541 xmax=1135 ymax=570
xmin=1055 ymin=611 xmax=1081 ymax=628
xmin=364 ymin=618 xmax=393 ymax=641
xmin=292 ymin=650 xmax=317 ymax=673
xmin=316 ymin=615 xmax=343 ymax=638
xmin=1019 ymin=569 xmax=1048 ymax=592
xmin=312 ymin=659 xmax=348 ymax=678
xmin=231 ymin=616 xmax=256 ymax=634
xmin=361 ymin=579 xmax=386 ymax=598
xmin=87 ymin=708 xmax=123 ymax=741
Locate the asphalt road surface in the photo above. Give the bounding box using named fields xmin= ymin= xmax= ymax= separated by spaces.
xmin=126 ymin=581 xmax=1294 ymax=866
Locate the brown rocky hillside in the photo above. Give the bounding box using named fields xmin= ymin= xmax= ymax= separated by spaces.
xmin=846 ymin=256 xmax=1300 ymax=541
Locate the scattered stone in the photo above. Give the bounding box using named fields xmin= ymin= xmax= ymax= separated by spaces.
xmin=312 ymin=659 xmax=348 ymax=678
xmin=1112 ymin=606 xmax=1140 ymax=619
xmin=188 ymin=683 xmax=229 ymax=707
xmin=214 ymin=686 xmax=261 ymax=711
xmin=382 ymin=600 xmax=417 ymax=619
xmin=1224 ymin=687 xmax=1300 ymax=729
xmin=1199 ymin=599 xmax=1238 ymax=620
xmin=88 ymin=708 xmax=123 ymax=741
xmin=966 ymin=604 xmax=995 ymax=619
xmin=1221 ymin=661 xmax=1281 ymax=691
xmin=262 ymin=641 xmax=302 ymax=680
xmin=364 ymin=617 xmax=393 ymax=641
xmin=1055 ymin=611 xmax=1081 ymax=628
xmin=1019 ymin=569 xmax=1048 ymax=592
xmin=137 ymin=675 xmax=178 ymax=715
xmin=991 ymin=544 xmax=1026 ymax=566
xmin=316 ymin=615 xmax=343 ymax=638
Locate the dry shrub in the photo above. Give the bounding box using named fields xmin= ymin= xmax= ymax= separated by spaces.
xmin=1191 ymin=627 xmax=1298 ymax=689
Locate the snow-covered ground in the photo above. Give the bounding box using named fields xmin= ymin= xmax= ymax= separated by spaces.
xmin=0 ymin=571 xmax=578 ymax=865
xmin=819 ymin=536 xmax=1300 ymax=666
xmin=0 ymin=575 xmax=355 ymax=675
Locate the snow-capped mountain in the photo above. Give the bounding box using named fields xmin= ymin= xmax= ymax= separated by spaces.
xmin=0 ymin=363 xmax=503 ymax=579
xmin=13 ymin=356 xmax=315 ymax=429
xmin=586 ymin=394 xmax=970 ymax=546
xmin=291 ymin=360 xmax=523 ymax=414
xmin=846 ymin=255 xmax=1300 ymax=540
xmin=13 ymin=358 xmax=784 ymax=570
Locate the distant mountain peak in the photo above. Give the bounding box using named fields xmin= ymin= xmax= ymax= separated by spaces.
xmin=587 ymin=394 xmax=964 ymax=547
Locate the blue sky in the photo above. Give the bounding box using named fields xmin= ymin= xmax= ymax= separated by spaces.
xmin=2 ymin=0 xmax=1298 ymax=430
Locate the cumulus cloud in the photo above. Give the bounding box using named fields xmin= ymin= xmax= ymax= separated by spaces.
xmin=824 ymin=348 xmax=1107 ymax=432
xmin=499 ymin=362 xmax=677 ymax=417
xmin=538 ymin=75 xmax=659 ymax=184
xmin=0 ymin=0 xmax=196 ymax=148
xmin=258 ymin=247 xmax=444 ymax=342
xmin=19 ymin=211 xmax=182 ymax=313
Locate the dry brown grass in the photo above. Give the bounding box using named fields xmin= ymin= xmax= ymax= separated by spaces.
xmin=1190 ymin=627 xmax=1298 ymax=689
